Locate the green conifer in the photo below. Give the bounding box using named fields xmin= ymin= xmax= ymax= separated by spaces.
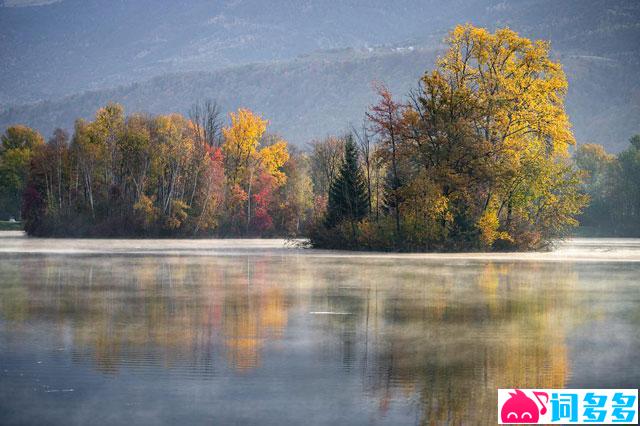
xmin=325 ymin=135 xmax=369 ymax=228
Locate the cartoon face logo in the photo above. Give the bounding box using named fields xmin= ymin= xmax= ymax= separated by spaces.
xmin=501 ymin=389 xmax=548 ymax=424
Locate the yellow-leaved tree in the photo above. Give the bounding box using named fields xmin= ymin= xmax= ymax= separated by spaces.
xmin=222 ymin=108 xmax=268 ymax=186
xmin=399 ymin=24 xmax=587 ymax=250
xmin=221 ymin=108 xmax=289 ymax=233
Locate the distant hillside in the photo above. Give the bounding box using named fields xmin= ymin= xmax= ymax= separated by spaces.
xmin=1 ymin=0 xmax=638 ymax=104
xmin=0 ymin=48 xmax=439 ymax=145
xmin=1 ymin=45 xmax=637 ymax=151
xmin=1 ymin=0 xmax=638 ymax=150
xmin=0 ymin=0 xmax=482 ymax=104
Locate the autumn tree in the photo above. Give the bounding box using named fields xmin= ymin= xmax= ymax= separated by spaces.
xmin=220 ymin=109 xmax=263 ymax=232
xmin=352 ymin=122 xmax=376 ymax=216
xmin=188 ymin=100 xmax=222 ymax=209
xmin=367 ymin=85 xmax=406 ymax=242
xmin=221 ymin=109 xmax=289 ymax=234
xmin=120 ymin=114 xmax=152 ymax=208
xmin=43 ymin=129 xmax=70 ymax=213
xmin=401 ymin=24 xmax=585 ymax=249
xmin=272 ymin=148 xmax=314 ymax=235
xmin=310 ymin=25 xmax=587 ymax=251
xmin=575 ymin=136 xmax=640 ymax=236
xmin=93 ymin=103 xmax=125 ymax=195
xmin=222 ymin=109 xmax=268 ymax=186
xmin=308 ymin=136 xmax=344 ymax=197
xmin=574 ymin=144 xmax=615 ymax=232
xmin=0 ymin=125 xmax=44 ymax=220
xmin=191 ymin=145 xmax=225 ymax=234
xmin=189 ymin=100 xmax=222 ymax=148
xmin=613 ymin=136 xmax=640 ymax=231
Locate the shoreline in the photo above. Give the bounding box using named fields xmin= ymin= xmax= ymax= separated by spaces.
xmin=1 ymin=232 xmax=639 ymax=262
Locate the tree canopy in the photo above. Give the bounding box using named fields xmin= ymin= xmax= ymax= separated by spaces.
xmin=15 ymin=102 xmax=311 ymax=237
xmin=0 ymin=125 xmax=44 ymax=220
xmin=312 ymin=24 xmax=588 ymax=251
xmin=576 ymin=136 xmax=640 ymax=236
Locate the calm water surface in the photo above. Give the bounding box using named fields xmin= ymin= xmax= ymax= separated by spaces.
xmin=0 ymin=232 xmax=639 ymax=425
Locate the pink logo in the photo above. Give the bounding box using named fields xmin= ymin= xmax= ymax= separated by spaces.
xmin=501 ymin=389 xmax=549 ymax=423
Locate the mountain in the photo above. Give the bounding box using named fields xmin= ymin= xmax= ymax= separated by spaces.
xmin=0 ymin=0 xmax=485 ymax=105
xmin=0 ymin=47 xmax=440 ymax=145
xmin=0 ymin=0 xmax=638 ymax=150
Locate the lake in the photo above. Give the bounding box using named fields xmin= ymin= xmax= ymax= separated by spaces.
xmin=1 ymin=232 xmax=639 ymax=425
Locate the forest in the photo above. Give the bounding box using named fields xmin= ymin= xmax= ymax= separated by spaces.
xmin=0 ymin=25 xmax=638 ymax=250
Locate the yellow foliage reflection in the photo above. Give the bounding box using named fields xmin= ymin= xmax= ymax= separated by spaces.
xmin=0 ymin=254 xmax=589 ymax=423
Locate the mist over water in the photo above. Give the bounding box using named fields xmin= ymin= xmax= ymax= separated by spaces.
xmin=1 ymin=233 xmax=639 ymax=425
xmin=2 ymin=232 xmax=640 ymax=261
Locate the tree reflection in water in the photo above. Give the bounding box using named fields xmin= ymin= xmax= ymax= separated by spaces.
xmin=0 ymin=254 xmax=603 ymax=424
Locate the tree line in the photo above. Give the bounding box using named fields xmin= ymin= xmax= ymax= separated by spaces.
xmin=0 ymin=25 xmax=638 ymax=249
xmin=575 ymin=136 xmax=640 ymax=236
xmin=2 ymin=103 xmax=315 ymax=237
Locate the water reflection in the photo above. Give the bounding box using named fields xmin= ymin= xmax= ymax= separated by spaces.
xmin=1 ymin=251 xmax=639 ymax=425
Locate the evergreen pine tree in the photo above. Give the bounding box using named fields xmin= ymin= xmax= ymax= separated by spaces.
xmin=325 ymin=135 xmax=369 ymax=228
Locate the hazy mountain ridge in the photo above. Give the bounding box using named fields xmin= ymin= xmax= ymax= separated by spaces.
xmin=2 ymin=0 xmax=637 ymax=104
xmin=0 ymin=0 xmax=638 ymax=150
xmin=0 ymin=0 xmax=476 ymax=104
xmin=0 ymin=47 xmax=440 ymax=145
xmin=1 ymin=45 xmax=637 ymax=151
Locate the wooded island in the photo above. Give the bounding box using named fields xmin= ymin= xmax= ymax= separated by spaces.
xmin=1 ymin=25 xmax=638 ymax=250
